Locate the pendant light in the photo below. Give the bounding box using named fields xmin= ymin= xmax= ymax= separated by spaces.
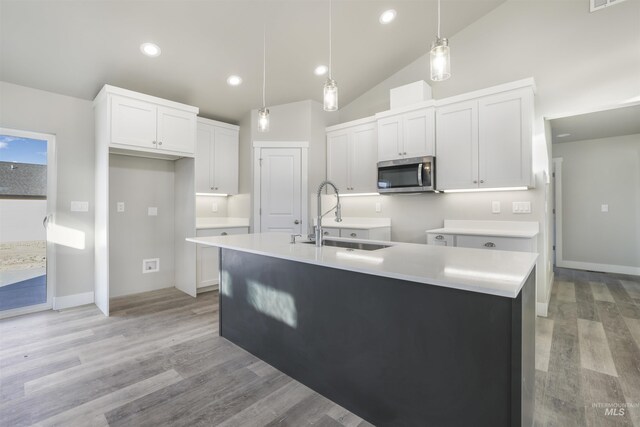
xmin=430 ymin=0 xmax=451 ymax=82
xmin=323 ymin=0 xmax=338 ymax=111
xmin=258 ymin=24 xmax=270 ymax=132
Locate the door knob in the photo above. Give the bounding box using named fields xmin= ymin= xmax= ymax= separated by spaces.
xmin=294 ymin=220 xmax=300 ymax=224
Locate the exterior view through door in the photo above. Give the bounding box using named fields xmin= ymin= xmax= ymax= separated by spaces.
xmin=0 ymin=129 xmax=55 ymax=316
xmin=254 ymin=144 xmax=308 ymax=235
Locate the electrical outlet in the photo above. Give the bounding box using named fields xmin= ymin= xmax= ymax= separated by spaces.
xmin=491 ymin=201 xmax=501 ymax=214
xmin=601 ymin=204 xmax=609 ymax=212
xmin=212 ymin=202 xmax=218 ymax=213
xmin=148 ymin=207 xmax=158 ymax=216
xmin=117 ymin=202 xmax=125 ymax=213
xmin=375 ymin=202 xmax=381 ymax=213
xmin=70 ymin=201 xmax=89 ymax=212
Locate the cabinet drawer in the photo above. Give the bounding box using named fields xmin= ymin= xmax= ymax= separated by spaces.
xmin=196 ymin=227 xmax=248 ymax=238
xmin=427 ymin=233 xmax=454 ymax=246
xmin=322 ymin=228 xmax=340 ymax=238
xmin=340 ymin=228 xmax=370 ymax=239
xmin=455 ymin=235 xmax=532 ymax=252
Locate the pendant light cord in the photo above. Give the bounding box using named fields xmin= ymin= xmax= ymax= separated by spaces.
xmin=262 ymin=23 xmax=266 ymax=108
xmin=437 ymin=0 xmax=441 ymax=38
xmin=329 ymin=0 xmax=332 ymax=79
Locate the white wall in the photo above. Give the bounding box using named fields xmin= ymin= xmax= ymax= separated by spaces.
xmin=108 ymin=155 xmax=176 ymax=297
xmin=0 ymin=199 xmax=47 ymax=242
xmin=0 ymin=81 xmax=95 ymax=298
xmin=196 ymin=195 xmax=228 ymax=218
xmin=554 ymin=134 xmax=640 ymax=271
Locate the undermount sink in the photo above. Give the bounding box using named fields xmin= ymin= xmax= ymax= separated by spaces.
xmin=302 ymin=239 xmax=390 ymax=251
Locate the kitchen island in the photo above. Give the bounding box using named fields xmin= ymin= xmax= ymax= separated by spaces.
xmin=186 ymin=232 xmax=537 ymax=427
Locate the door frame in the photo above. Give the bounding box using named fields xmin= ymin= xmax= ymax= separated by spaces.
xmin=0 ymin=127 xmax=57 ymax=319
xmin=252 ymin=141 xmax=309 ymax=234
xmin=552 ymin=157 xmax=563 ymax=269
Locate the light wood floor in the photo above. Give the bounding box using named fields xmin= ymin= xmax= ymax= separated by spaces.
xmin=1 ymin=269 xmax=639 ymax=426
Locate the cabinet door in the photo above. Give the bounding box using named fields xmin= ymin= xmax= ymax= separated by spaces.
xmin=403 ymin=107 xmax=435 ymax=158
xmin=327 ymin=130 xmax=350 ymax=192
xmin=196 ymin=227 xmax=248 ymax=289
xmin=340 ymin=228 xmax=370 ymax=239
xmin=427 ymin=233 xmax=454 ymax=246
xmin=377 ymin=115 xmax=402 ymax=161
xmin=157 ymin=106 xmax=196 ymax=155
xmin=435 ymin=101 xmax=479 ymax=190
xmin=478 ymin=89 xmax=532 ymax=188
xmin=349 ymin=123 xmax=377 ymax=193
xmin=195 ymin=123 xmax=214 ymax=193
xmin=456 ymin=235 xmax=533 ymax=252
xmin=212 ymin=127 xmax=239 ymax=194
xmin=110 ymin=95 xmax=157 ymax=149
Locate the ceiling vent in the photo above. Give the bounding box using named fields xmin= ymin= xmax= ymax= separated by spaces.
xmin=590 ymin=0 xmax=628 ymax=12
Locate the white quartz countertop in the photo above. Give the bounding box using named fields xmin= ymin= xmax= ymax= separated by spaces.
xmin=186 ymin=232 xmax=537 ymax=298
xmin=196 ymin=217 xmax=250 ymax=230
xmin=426 ymin=220 xmax=539 ymax=238
xmin=313 ymin=217 xmax=391 ymax=229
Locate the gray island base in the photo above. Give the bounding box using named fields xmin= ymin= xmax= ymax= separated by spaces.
xmin=219 ymin=248 xmax=535 ymax=427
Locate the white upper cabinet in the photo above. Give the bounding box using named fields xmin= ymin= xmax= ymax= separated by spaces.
xmin=435 ymin=83 xmax=534 ymax=190
xmin=96 ymin=85 xmax=198 ymax=158
xmin=196 ymin=118 xmax=239 ymax=195
xmin=327 ymin=118 xmax=377 ymax=194
xmin=376 ymin=106 xmax=435 ymax=162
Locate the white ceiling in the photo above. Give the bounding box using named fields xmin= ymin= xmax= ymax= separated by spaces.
xmin=0 ymin=0 xmax=504 ymax=123
xmin=549 ymin=104 xmax=640 ymax=144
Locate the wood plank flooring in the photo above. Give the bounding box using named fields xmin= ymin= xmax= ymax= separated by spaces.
xmin=1 ymin=268 xmax=639 ymax=426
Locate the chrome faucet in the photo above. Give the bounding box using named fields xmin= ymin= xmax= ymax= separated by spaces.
xmin=315 ymin=180 xmax=342 ymax=247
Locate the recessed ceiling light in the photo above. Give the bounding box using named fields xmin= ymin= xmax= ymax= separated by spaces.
xmin=140 ymin=42 xmax=161 ymax=57
xmin=314 ymin=65 xmax=328 ymax=76
xmin=379 ymin=9 xmax=397 ymax=24
xmin=226 ymin=75 xmax=242 ymax=86
xmin=556 ymin=133 xmax=571 ymax=138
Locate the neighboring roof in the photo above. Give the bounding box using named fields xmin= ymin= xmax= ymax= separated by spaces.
xmin=0 ymin=161 xmax=46 ymax=197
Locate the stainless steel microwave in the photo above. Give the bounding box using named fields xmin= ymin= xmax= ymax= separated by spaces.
xmin=377 ymin=156 xmax=435 ymax=193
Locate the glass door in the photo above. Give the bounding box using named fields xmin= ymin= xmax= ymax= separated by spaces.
xmin=0 ymin=129 xmax=55 ymax=316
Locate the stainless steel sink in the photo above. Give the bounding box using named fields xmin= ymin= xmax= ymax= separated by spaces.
xmin=301 ymin=239 xmax=390 ymax=251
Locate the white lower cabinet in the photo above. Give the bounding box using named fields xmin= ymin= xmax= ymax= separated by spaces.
xmin=340 ymin=228 xmax=369 ymax=239
xmin=426 ymin=233 xmax=455 ymax=246
xmin=455 ymin=235 xmax=533 ymax=252
xmin=196 ymin=227 xmax=248 ymax=290
xmin=321 ymin=228 xmax=341 ymax=238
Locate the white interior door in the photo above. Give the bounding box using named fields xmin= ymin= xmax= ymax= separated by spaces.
xmin=259 ymin=148 xmax=303 ymax=234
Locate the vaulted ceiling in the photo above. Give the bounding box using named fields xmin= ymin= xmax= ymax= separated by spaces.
xmin=0 ymin=0 xmax=505 ymax=123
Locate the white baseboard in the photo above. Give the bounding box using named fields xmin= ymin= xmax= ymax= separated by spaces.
xmin=197 ymin=284 xmax=219 ymax=294
xmin=558 ymin=260 xmax=640 ymax=276
xmin=53 ymin=291 xmax=94 ymax=310
xmin=536 ymin=302 xmax=548 ymax=317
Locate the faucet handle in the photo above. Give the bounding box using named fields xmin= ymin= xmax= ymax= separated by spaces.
xmin=290 ymin=234 xmax=302 ymax=244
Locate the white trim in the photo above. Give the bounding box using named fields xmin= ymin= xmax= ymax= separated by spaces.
xmin=544 ymin=100 xmax=640 ymax=121
xmin=93 ymin=84 xmax=199 ymax=113
xmin=557 ymin=260 xmax=640 ymax=276
xmin=0 ymin=127 xmax=57 ymax=317
xmin=197 ymin=116 xmax=239 ymax=131
xmin=374 ymin=101 xmax=436 ymax=119
xmin=253 ymin=140 xmax=309 ymax=148
xmin=536 ymin=302 xmax=549 ymax=318
xmin=326 ymin=116 xmax=376 ymax=132
xmin=53 ymin=291 xmax=95 ymax=310
xmin=435 ymin=78 xmax=536 ymax=107
xmin=552 ymin=158 xmax=563 ymax=270
xmin=253 ymin=144 xmax=309 ymax=235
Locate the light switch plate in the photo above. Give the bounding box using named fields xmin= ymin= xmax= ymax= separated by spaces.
xmin=148 ymin=207 xmax=158 ymax=216
xmin=212 ymin=202 xmax=218 ymax=213
xmin=375 ymin=202 xmax=381 ymax=213
xmin=601 ymin=204 xmax=609 ymax=212
xmin=491 ymin=201 xmax=501 ymax=214
xmin=512 ymin=201 xmax=531 ymax=214
xmin=70 ymin=201 xmax=89 ymax=212
xmin=117 ymin=202 xmax=125 ymax=213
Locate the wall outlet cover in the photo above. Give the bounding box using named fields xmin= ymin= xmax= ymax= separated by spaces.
xmin=142 ymin=258 xmax=160 ymax=273
xmin=70 ymin=201 xmax=89 ymax=212
xmin=491 ymin=201 xmax=501 ymax=214
xmin=148 ymin=207 xmax=158 ymax=216
xmin=375 ymin=202 xmax=381 ymax=213
xmin=116 ymin=202 xmax=125 ymax=213
xmin=601 ymin=204 xmax=609 ymax=212
xmin=212 ymin=202 xmax=218 ymax=213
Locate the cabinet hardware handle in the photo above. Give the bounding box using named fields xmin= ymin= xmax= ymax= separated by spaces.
xmin=152 ymin=140 xmax=157 ymax=145
xmin=473 ymin=180 xmax=478 ymax=184
xmin=403 ymin=152 xmax=407 ymax=155
xmin=323 ymin=231 xmax=329 ymax=235
xmin=294 ymin=220 xmax=300 ymax=224
xmin=221 ymin=232 xmax=228 ymax=236
xmin=480 ymin=180 xmax=484 ymax=183
xmin=398 ymin=152 xmax=402 ymax=156
xmin=215 ymin=187 xmax=218 ymax=190
xmin=350 ymin=233 xmax=357 ymax=237
xmin=158 ymin=141 xmax=163 ymax=145
xmin=435 ymin=235 xmax=444 ymax=240
xmin=484 ymin=242 xmax=496 ymax=248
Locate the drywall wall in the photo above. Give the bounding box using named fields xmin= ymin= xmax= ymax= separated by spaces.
xmin=553 ymin=134 xmax=640 ymax=270
xmin=0 ymin=81 xmax=95 ymax=298
xmin=0 ymin=200 xmax=47 ymax=242
xmin=108 ymin=154 xmax=176 ymax=297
